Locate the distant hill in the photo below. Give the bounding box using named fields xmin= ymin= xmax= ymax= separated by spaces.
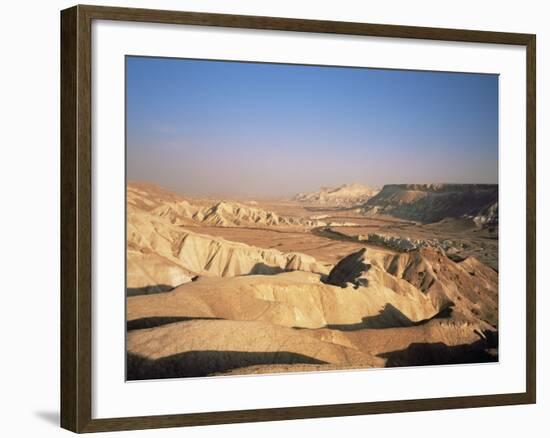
xmin=362 ymin=183 xmax=498 ymax=224
xmin=294 ymin=183 xmax=379 ymax=206
xmin=153 ymin=200 xmax=322 ymax=228
xmin=128 ymin=182 xmax=323 ymax=228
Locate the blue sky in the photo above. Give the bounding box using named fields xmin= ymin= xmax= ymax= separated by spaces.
xmin=126 ymin=56 xmax=498 ymax=197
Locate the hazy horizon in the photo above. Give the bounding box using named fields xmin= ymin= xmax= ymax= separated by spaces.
xmin=127 ymin=57 xmax=498 ymax=197
xmin=128 ymin=179 xmax=499 ymax=201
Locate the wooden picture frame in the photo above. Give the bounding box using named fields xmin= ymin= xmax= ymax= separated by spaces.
xmin=61 ymin=4 xmax=536 ymax=433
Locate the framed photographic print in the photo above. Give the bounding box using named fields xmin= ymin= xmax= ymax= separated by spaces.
xmin=60 ymin=4 xmax=536 ymax=433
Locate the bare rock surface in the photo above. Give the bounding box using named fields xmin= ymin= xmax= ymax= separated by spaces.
xmin=362 ymin=184 xmax=498 ymax=224
xmin=326 ymin=248 xmax=371 ymax=288
xmin=127 ymin=211 xmax=330 ymax=293
xmin=127 ymin=319 xmax=385 ymax=379
xmin=129 ymin=182 xmax=323 ymax=228
xmin=294 ymin=183 xmax=379 ymax=207
xmin=125 ymin=182 xmax=499 ymax=379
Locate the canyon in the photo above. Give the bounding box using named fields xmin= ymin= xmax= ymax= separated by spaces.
xmin=126 ymin=182 xmax=498 ymax=379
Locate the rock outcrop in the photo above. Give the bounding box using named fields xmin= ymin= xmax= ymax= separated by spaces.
xmin=127 ymin=269 xmax=440 ymax=331
xmin=127 ymin=245 xmax=498 ymax=379
xmin=362 ymin=183 xmax=498 ymax=224
xmin=474 ymin=201 xmax=498 ymax=227
xmin=127 ymin=210 xmax=329 ymax=294
xmin=294 ymin=183 xmax=379 ymax=206
xmin=324 ymin=246 xmax=498 ymax=329
xmin=129 ymin=187 xmax=323 ymax=228
xmin=377 ymin=247 xmax=498 ymax=327
xmin=152 ymin=200 xmax=323 ymax=228
xmin=127 ymin=319 xmax=385 ymax=380
xmin=127 ymin=246 xmax=498 ymax=378
xmin=197 ymin=201 xmax=321 ymax=227
xmin=362 ymin=232 xmax=458 ymax=253
xmin=326 ymin=248 xmax=371 ymax=288
xmin=125 ymin=181 xmax=499 ymax=379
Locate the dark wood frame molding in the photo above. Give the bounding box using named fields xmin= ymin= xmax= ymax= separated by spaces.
xmin=61 ymin=4 xmax=536 ymax=433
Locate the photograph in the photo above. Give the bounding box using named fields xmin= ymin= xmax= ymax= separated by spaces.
xmin=125 ymin=56 xmax=499 ymax=380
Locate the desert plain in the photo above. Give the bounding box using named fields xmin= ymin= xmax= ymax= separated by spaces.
xmin=126 ymin=181 xmax=499 ymax=380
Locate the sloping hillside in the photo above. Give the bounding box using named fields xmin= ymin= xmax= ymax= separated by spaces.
xmin=363 ymin=184 xmax=498 ymax=223
xmin=127 ymin=210 xmax=330 ymax=294
xmin=127 ymin=246 xmax=498 ymax=378
xmin=294 ymin=183 xmax=379 ymax=206
xmin=126 ymin=182 xmax=498 ymax=378
xmin=197 ymin=201 xmax=320 ymax=227
xmin=129 ymin=182 xmax=322 ymax=228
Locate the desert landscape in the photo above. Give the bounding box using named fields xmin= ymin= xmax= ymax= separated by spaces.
xmin=125 ymin=56 xmax=498 ymax=380
xmin=126 ymin=181 xmax=498 ymax=379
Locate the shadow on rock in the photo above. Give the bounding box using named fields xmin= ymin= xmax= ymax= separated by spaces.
xmin=325 ymin=303 xmax=453 ymax=331
xmin=378 ymin=330 xmax=498 ymax=367
xmin=127 ymin=350 xmax=328 ymax=380
xmin=127 ymin=284 xmax=175 ymax=297
xmin=127 ymin=316 xmax=222 ymax=331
